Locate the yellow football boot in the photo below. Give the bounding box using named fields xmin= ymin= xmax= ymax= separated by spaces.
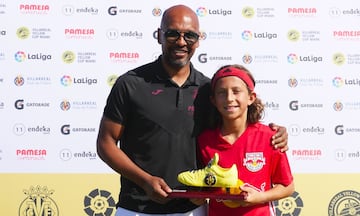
xmin=177 ymin=153 xmax=238 ymax=187
xmin=222 ymin=179 xmax=246 ymax=208
xmin=221 ymin=179 xmax=244 ymax=195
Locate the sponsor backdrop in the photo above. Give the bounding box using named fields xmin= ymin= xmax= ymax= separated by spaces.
xmin=0 ymin=1 xmax=359 ymax=215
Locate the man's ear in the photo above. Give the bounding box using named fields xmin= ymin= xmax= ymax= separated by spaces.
xmin=157 ymin=28 xmax=162 ymax=44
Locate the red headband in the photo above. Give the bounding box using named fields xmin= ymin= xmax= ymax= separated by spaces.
xmin=211 ymin=67 xmax=255 ymax=91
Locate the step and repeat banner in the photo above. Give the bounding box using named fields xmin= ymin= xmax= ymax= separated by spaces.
xmin=1 ymin=1 xmax=359 ymax=215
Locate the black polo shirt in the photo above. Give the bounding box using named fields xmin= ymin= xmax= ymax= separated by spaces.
xmin=103 ymin=57 xmax=211 ymax=213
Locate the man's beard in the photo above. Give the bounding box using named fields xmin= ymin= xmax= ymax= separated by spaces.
xmin=166 ymin=54 xmax=192 ymax=69
xmin=169 ymin=58 xmax=188 ymax=68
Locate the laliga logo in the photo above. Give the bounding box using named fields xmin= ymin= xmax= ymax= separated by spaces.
xmin=60 ymin=75 xmax=72 ymax=86
xmin=241 ymin=30 xmax=252 ymax=41
xmin=15 ymin=51 xmax=26 ymax=62
xmin=332 ymin=77 xmax=344 ymax=87
xmin=274 ymin=191 xmax=303 ymax=216
xmin=196 ymin=7 xmax=207 ymax=17
xmin=287 ymin=53 xmax=298 ymax=64
xmin=84 ymin=189 xmax=116 ymax=216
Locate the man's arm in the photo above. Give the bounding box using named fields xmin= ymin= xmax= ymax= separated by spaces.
xmin=96 ymin=116 xmax=172 ymax=203
xmin=269 ymin=123 xmax=288 ymax=152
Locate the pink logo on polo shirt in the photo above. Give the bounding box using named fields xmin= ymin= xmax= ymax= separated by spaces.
xmin=151 ymin=89 xmax=163 ymax=95
xmin=243 ymin=152 xmax=265 ymax=172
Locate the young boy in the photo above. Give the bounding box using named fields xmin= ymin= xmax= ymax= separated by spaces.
xmin=196 ymin=64 xmax=294 ymax=215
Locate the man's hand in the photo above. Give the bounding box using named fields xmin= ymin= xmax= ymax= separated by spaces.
xmin=269 ymin=123 xmax=288 ymax=152
xmin=142 ymin=176 xmax=172 ymax=204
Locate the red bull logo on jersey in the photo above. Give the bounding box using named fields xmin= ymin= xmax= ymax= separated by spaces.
xmin=243 ymin=152 xmax=265 ymax=172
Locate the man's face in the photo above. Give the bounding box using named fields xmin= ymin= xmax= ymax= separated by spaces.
xmin=158 ymin=14 xmax=200 ymax=69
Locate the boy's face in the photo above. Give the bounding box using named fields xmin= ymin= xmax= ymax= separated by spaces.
xmin=211 ymin=76 xmax=256 ymax=121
